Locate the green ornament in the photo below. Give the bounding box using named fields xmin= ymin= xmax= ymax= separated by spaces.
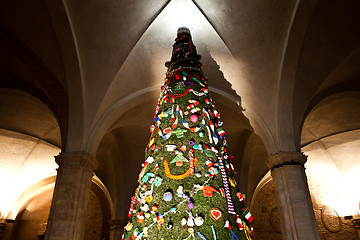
xmin=175 ymin=81 xmax=186 ymax=90
xmin=154 ymin=176 xmax=163 ymax=187
xmin=172 ymin=128 xmax=187 ymax=138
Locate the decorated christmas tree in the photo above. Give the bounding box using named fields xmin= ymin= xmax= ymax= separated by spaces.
xmin=123 ymin=27 xmax=254 ymax=240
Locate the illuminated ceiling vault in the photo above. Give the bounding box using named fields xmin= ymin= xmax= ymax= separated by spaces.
xmin=0 ymin=0 xmax=360 ymax=221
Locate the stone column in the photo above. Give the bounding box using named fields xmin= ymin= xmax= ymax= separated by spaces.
xmin=45 ymin=152 xmax=98 ymax=240
xmin=352 ymin=219 xmax=360 ymax=240
xmin=0 ymin=220 xmax=6 ymax=239
xmin=109 ymin=219 xmax=127 ymax=240
xmin=267 ymin=152 xmax=320 ymax=240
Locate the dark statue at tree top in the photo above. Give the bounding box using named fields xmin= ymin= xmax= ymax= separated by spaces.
xmin=122 ymin=27 xmax=254 ymax=240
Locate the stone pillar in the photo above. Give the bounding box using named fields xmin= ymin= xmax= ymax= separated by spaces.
xmin=45 ymin=152 xmax=98 ymax=240
xmin=0 ymin=220 xmax=6 ymax=239
xmin=352 ymin=219 xmax=360 ymax=239
xmin=109 ymin=219 xmax=127 ymax=240
xmin=267 ymin=152 xmax=320 ymax=240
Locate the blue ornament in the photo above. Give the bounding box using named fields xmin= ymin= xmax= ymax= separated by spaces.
xmin=163 ymin=191 xmax=173 ymax=202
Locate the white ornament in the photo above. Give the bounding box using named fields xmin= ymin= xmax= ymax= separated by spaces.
xmin=195 ymin=216 xmax=204 ymax=226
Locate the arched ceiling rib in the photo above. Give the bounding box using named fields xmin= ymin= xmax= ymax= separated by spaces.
xmin=293 ymin=0 xmax=360 ymax=143
xmin=275 ymin=0 xmax=318 ymax=152
xmin=88 ymin=0 xmax=256 ymax=153
xmin=0 ymin=88 xmax=61 ymax=147
xmin=301 ymin=92 xmax=360 ymax=147
xmin=63 ymin=0 xmax=170 ymax=136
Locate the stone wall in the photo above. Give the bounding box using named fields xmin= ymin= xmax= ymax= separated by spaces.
xmin=251 ymin=177 xmax=358 ymax=240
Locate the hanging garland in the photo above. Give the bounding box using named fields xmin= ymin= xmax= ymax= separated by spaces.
xmin=164 ymin=157 xmax=198 ymax=180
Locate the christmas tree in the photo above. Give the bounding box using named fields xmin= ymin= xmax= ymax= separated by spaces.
xmin=123 ymin=27 xmax=254 ymax=240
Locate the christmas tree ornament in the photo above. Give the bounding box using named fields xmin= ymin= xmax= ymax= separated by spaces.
xmin=151 ymin=205 xmax=158 ymax=212
xmin=140 ymin=204 xmax=149 ymax=212
xmin=187 ymin=227 xmax=195 ymax=235
xmin=193 ymin=143 xmax=202 ymax=151
xmin=166 ymin=144 xmax=177 ymax=151
xmin=164 ymin=156 xmax=198 ymax=180
xmin=124 ymin=222 xmax=133 ymax=231
xmin=229 ymin=177 xmax=236 ymax=187
xmin=163 ymin=190 xmax=173 ymax=202
xmin=209 ymin=208 xmax=223 ymax=221
xmin=202 ymin=185 xmax=218 ymax=197
xmin=167 ymin=220 xmax=174 ymax=230
xmin=187 ymin=215 xmax=194 ymax=227
xmin=180 ymin=145 xmax=187 ymax=151
xmin=123 ymin=27 xmax=254 ymax=240
xmin=219 ymin=188 xmax=225 ymax=197
xmin=190 ymin=113 xmax=199 ymax=123
xmin=194 ymin=215 xmax=204 ymax=226
xmin=145 ymin=195 xmax=153 ymax=203
xmin=177 ymin=185 xmax=184 ymax=198
xmin=181 ymin=217 xmax=187 ymax=230
xmin=128 ymin=196 xmax=136 ymax=217
xmin=236 ymin=192 xmax=246 ymax=202
xmin=236 ymin=215 xmax=244 ymax=230
xmin=138 ymin=215 xmax=145 ymax=223
xmin=132 ymin=228 xmax=140 ymax=239
xmin=153 ymin=176 xmax=162 ymax=187
xmin=143 ymin=227 xmax=149 ymax=237
xmin=188 ymin=200 xmax=194 ymax=209
xmin=156 ymin=214 xmax=165 ymax=229
xmin=242 ymin=208 xmax=253 ymax=223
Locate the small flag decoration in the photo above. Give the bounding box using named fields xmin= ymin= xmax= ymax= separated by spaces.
xmin=242 ymin=208 xmax=254 ymax=222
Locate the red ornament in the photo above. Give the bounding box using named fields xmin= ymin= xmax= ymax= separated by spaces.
xmin=209 ymin=208 xmax=222 ymax=221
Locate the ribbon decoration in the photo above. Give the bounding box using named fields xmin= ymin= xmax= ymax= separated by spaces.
xmin=218 ymin=157 xmax=236 ymax=214
xmin=197 ymin=232 xmax=208 ymax=240
xmin=211 ymin=225 xmax=217 ymax=240
xmin=230 ymin=230 xmax=239 ymax=240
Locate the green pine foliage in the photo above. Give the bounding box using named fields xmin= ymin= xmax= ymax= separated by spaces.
xmin=123 ymin=27 xmax=254 ymax=240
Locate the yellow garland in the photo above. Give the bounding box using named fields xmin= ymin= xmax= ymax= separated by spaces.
xmin=243 ymin=221 xmax=253 ymax=240
xmin=164 ymin=157 xmax=198 ymax=180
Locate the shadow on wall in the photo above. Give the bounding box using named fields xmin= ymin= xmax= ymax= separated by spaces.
xmin=199 ymin=45 xmax=269 ymax=205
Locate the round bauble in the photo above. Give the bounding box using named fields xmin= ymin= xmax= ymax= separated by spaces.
xmin=163 ymin=191 xmax=173 ymax=202
xmin=195 ymin=216 xmax=204 ymax=226
xmin=190 ymin=114 xmax=199 ymax=123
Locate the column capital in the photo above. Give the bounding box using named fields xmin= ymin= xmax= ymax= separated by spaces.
xmin=353 ymin=218 xmax=360 ymax=229
xmin=267 ymin=151 xmax=307 ymax=171
xmin=110 ymin=219 xmax=127 ymax=230
xmin=0 ymin=221 xmax=6 ymax=236
xmin=55 ymin=152 xmax=98 ymax=170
